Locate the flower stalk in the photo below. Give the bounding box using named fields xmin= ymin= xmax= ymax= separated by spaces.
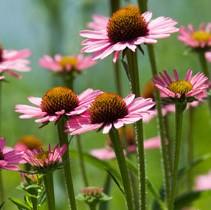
xmin=125 ymin=49 xmax=146 ymax=210
xmin=108 ymin=128 xmax=134 ymax=210
xmin=198 ymin=51 xmax=211 ymax=112
xmin=57 ymin=117 xmax=77 ymax=210
xmin=147 ymin=44 xmax=172 ymax=205
xmin=169 ymin=102 xmax=185 ymax=210
xmin=43 ymin=172 xmax=56 ymax=210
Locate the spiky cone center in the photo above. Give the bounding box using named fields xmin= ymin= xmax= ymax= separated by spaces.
xmin=59 ymin=56 xmax=78 ymax=69
xmin=168 ymin=80 xmax=193 ymax=95
xmin=17 ymin=135 xmax=43 ymax=150
xmin=142 ymin=80 xmax=155 ymax=99
xmin=35 ymin=151 xmax=49 ymax=167
xmin=107 ymin=127 xmax=135 ymax=147
xmin=192 ymin=31 xmax=211 ymax=43
xmin=81 ymin=187 xmax=103 ymax=197
xmin=107 ymin=5 xmax=148 ymax=43
xmin=41 ymin=87 xmax=79 ymax=115
xmin=89 ymin=93 xmax=128 ymax=124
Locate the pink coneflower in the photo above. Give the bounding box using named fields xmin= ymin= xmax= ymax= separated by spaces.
xmin=205 ymin=51 xmax=211 ymax=62
xmin=195 ymin=171 xmax=211 ymax=191
xmin=0 ymin=47 xmax=31 ymax=78
xmin=24 ymin=144 xmax=67 ymax=172
xmin=154 ymin=69 xmax=208 ymax=101
xmin=0 ymin=138 xmax=23 ymax=171
xmin=178 ymin=23 xmax=211 ymax=49
xmin=15 ymin=135 xmax=43 ymax=151
xmin=80 ymin=5 xmax=178 ymax=62
xmin=39 ymin=54 xmax=96 ymax=73
xmin=91 ymin=135 xmax=160 ymax=160
xmin=15 ymin=87 xmax=102 ymax=124
xmin=66 ymin=92 xmax=155 ymax=135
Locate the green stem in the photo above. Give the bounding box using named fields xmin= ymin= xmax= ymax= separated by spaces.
xmin=137 ymin=0 xmax=148 ymax=12
xmin=169 ymin=103 xmax=184 ymax=210
xmin=109 ymin=128 xmax=134 ymax=210
xmin=147 ymin=45 xmax=172 ymax=205
xmin=109 ymin=0 xmax=120 ymax=14
xmin=76 ymin=135 xmax=89 ymax=186
xmin=57 ymin=117 xmax=77 ymax=210
xmin=125 ymin=50 xmax=146 ymax=210
xmin=113 ymin=61 xmax=122 ymax=96
xmin=44 ymin=172 xmax=56 ymax=210
xmin=198 ymin=52 xmax=211 ymax=113
xmin=187 ymin=107 xmax=194 ymax=191
xmin=89 ymin=204 xmax=97 ymax=210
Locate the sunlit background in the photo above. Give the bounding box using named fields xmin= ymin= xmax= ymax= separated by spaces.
xmin=0 ymin=0 xmax=211 ymax=209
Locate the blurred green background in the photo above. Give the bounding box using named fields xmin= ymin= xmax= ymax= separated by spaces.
xmin=0 ymin=0 xmax=211 ymax=209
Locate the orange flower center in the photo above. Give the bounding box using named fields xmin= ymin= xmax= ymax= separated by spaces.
xmin=168 ymin=80 xmax=193 ymax=95
xmin=41 ymin=87 xmax=78 ymax=115
xmin=192 ymin=31 xmax=211 ymax=43
xmin=59 ymin=56 xmax=78 ymax=69
xmin=81 ymin=187 xmax=103 ymax=197
xmin=89 ymin=93 xmax=128 ymax=124
xmin=107 ymin=5 xmax=148 ymax=43
xmin=17 ymin=135 xmax=43 ymax=150
xmin=142 ymin=80 xmax=155 ymax=99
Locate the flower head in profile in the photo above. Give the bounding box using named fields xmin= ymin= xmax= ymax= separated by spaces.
xmin=24 ymin=144 xmax=67 ymax=173
xmin=80 ymin=5 xmax=178 ymax=62
xmin=178 ymin=23 xmax=211 ymax=50
xmin=195 ymin=171 xmax=211 ymax=191
xmin=0 ymin=138 xmax=23 ymax=171
xmin=0 ymin=47 xmax=31 ymax=79
xmin=91 ymin=127 xmax=160 ymax=160
xmin=39 ymin=54 xmax=95 ymax=73
xmin=15 ymin=87 xmax=102 ymax=124
xmin=154 ymin=69 xmax=208 ymax=103
xmin=205 ymin=51 xmax=211 ymax=62
xmin=15 ymin=135 xmax=43 ymax=151
xmin=66 ymin=92 xmax=155 ymax=135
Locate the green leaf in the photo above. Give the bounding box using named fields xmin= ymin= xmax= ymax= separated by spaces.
xmin=178 ymin=153 xmax=211 ymax=178
xmin=0 ymin=202 xmax=4 ymax=209
xmin=9 ymin=198 xmax=30 ymax=210
xmin=175 ymin=190 xmax=211 ymax=209
xmin=70 ymin=150 xmax=123 ymax=191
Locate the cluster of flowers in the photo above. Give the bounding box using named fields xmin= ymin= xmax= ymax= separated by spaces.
xmin=1 ymin=3 xmax=211 ymax=210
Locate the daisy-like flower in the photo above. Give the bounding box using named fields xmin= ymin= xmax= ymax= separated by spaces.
xmin=205 ymin=51 xmax=211 ymax=62
xmin=66 ymin=92 xmax=155 ymax=135
xmin=0 ymin=138 xmax=23 ymax=171
xmin=80 ymin=5 xmax=178 ymax=62
xmin=15 ymin=86 xmax=102 ymax=124
xmin=178 ymin=23 xmax=211 ymax=50
xmin=15 ymin=135 xmax=43 ymax=151
xmin=24 ymin=144 xmax=67 ymax=172
xmin=154 ymin=69 xmax=208 ymax=102
xmin=0 ymin=47 xmax=31 ymax=78
xmin=195 ymin=171 xmax=211 ymax=191
xmin=91 ymin=127 xmax=160 ymax=160
xmin=39 ymin=54 xmax=96 ymax=73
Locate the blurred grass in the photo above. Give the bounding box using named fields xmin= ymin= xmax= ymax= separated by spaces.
xmin=0 ymin=0 xmax=211 ymax=209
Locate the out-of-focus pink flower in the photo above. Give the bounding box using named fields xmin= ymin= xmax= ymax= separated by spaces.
xmin=24 ymin=144 xmax=67 ymax=171
xmin=205 ymin=51 xmax=211 ymax=62
xmin=178 ymin=24 xmax=211 ymax=49
xmin=0 ymin=47 xmax=31 ymax=79
xmin=195 ymin=171 xmax=211 ymax=191
xmin=154 ymin=69 xmax=208 ymax=101
xmin=15 ymin=87 xmax=102 ymax=124
xmin=15 ymin=135 xmax=43 ymax=152
xmin=66 ymin=92 xmax=155 ymax=135
xmin=91 ymin=136 xmax=160 ymax=160
xmin=39 ymin=54 xmax=96 ymax=73
xmin=80 ymin=5 xmax=178 ymax=62
xmin=0 ymin=138 xmax=23 ymax=171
